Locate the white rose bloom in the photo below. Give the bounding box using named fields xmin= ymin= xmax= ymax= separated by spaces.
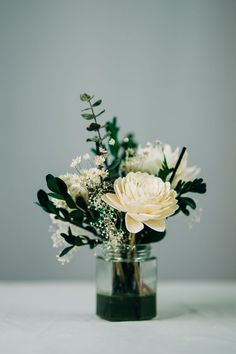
xmin=123 ymin=142 xmax=200 ymax=188
xmin=102 ymin=172 xmax=178 ymax=234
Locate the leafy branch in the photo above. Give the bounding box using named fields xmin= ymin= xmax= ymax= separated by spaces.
xmin=59 ymin=227 xmax=101 ymax=257
xmin=80 ymin=93 xmax=108 ymax=157
xmin=174 ymin=178 xmax=207 ymax=216
xmin=36 ymin=174 xmax=102 ymax=257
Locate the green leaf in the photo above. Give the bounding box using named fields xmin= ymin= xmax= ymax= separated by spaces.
xmin=180 ymin=197 xmax=196 ymax=209
xmin=58 ymin=208 xmax=70 ymax=219
xmin=37 ymin=190 xmax=49 ymax=207
xmin=81 ymin=107 xmax=92 ymax=112
xmin=37 ymin=189 xmax=58 ymax=214
xmin=75 ymin=237 xmax=85 ymax=246
xmin=70 ymin=209 xmax=84 ymax=218
xmin=86 ymin=123 xmax=101 ymax=131
xmin=108 ymin=157 xmax=121 ymax=171
xmin=48 ymin=192 xmax=64 ymax=200
xmin=64 ymin=194 xmax=77 ymax=209
xmin=92 ymin=99 xmax=102 ymax=107
xmin=95 ymin=109 xmax=105 ymax=118
xmin=81 ymin=113 xmax=94 ymax=120
xmin=158 ymin=157 xmax=173 ymax=182
xmin=46 ymin=175 xmax=67 ymax=195
xmin=136 ymin=228 xmax=166 ymax=244
xmin=76 ymin=195 xmax=87 ymax=211
xmin=80 ymin=93 xmax=91 ymax=102
xmin=176 ymin=178 xmax=207 ymax=195
xmin=60 ymin=232 xmax=76 ymax=245
xmin=59 ymin=245 xmax=74 ymax=257
xmin=46 ymin=174 xmax=59 ymax=193
xmin=86 ymin=136 xmax=99 ymax=142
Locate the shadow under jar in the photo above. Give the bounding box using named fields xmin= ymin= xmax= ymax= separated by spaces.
xmin=96 ymin=244 xmax=157 ymax=321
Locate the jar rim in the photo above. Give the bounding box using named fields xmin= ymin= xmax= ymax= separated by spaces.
xmin=95 ymin=243 xmax=152 ymax=262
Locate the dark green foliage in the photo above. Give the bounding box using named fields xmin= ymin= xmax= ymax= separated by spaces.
xmin=92 ymin=99 xmax=102 ymax=107
xmin=37 ymin=189 xmax=49 ymax=208
xmin=175 ymin=178 xmax=207 ymax=195
xmin=174 ymin=178 xmax=206 ymax=216
xmin=76 ymin=195 xmax=88 ymax=211
xmin=59 ymin=246 xmax=74 ymax=257
xmin=136 ymin=227 xmax=166 ymax=244
xmin=46 ymin=174 xmax=67 ymax=195
xmin=120 ymin=133 xmax=138 ymax=160
xmin=48 ymin=193 xmax=65 ymax=200
xmin=59 ymin=226 xmax=101 ymax=257
xmin=37 ymin=189 xmax=57 ymax=214
xmin=87 ymin=123 xmax=101 ymax=131
xmin=106 ymin=117 xmax=120 ymax=158
xmin=158 ymin=157 xmax=173 ymax=182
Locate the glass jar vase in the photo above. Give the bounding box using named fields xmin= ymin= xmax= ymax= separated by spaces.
xmin=96 ymin=244 xmax=157 ymax=321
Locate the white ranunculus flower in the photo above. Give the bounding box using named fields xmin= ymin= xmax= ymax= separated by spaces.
xmin=102 ymin=172 xmax=178 ymax=234
xmin=123 ymin=142 xmax=200 ymax=188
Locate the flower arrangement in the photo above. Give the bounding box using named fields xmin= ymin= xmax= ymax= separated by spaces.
xmin=36 ymin=93 xmax=206 ymax=320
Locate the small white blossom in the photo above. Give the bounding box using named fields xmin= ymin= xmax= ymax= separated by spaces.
xmin=123 ymin=137 xmax=129 ymax=143
xmin=122 ymin=142 xmax=200 ymax=188
xmin=109 ymin=138 xmax=115 ymax=146
xmin=80 ymin=168 xmax=108 ymax=186
xmin=188 ymin=206 xmax=203 ymax=229
xmin=49 ymin=215 xmax=93 ymax=264
xmin=70 ymin=156 xmax=81 ymax=168
xmin=95 ymin=155 xmax=106 ymax=166
xmin=83 ymin=153 xmax=90 ymax=160
xmin=99 ymin=147 xmax=107 ymax=154
xmin=51 ymin=199 xmax=67 ymax=209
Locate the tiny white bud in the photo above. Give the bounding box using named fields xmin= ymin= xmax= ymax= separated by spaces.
xmin=70 ymin=156 xmax=81 ymax=168
xmin=109 ymin=138 xmax=115 ymax=146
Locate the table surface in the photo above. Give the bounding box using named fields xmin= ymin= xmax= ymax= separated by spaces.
xmin=0 ymin=281 xmax=236 ymax=354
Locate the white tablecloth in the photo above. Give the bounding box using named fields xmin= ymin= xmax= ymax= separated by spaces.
xmin=0 ymin=281 xmax=236 ymax=354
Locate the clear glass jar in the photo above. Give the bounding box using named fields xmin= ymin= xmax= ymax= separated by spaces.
xmin=96 ymin=244 xmax=157 ymax=321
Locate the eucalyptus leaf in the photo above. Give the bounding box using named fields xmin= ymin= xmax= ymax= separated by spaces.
xmin=81 ymin=113 xmax=94 ymax=120
xmin=80 ymin=93 xmax=91 ymax=102
xmin=95 ymin=109 xmax=105 ymax=118
xmin=92 ymin=99 xmax=102 ymax=107
xmin=87 ymin=123 xmax=101 ymax=131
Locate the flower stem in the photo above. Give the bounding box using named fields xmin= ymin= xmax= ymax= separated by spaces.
xmin=169 ymin=146 xmax=186 ymax=184
xmin=129 ymin=233 xmax=141 ymax=294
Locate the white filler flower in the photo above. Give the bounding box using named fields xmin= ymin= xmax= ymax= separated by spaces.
xmin=102 ymin=172 xmax=178 ymax=234
xmin=123 ymin=142 xmax=200 ymax=188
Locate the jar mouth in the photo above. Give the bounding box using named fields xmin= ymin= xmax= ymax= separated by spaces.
xmin=95 ymin=243 xmax=151 ymax=262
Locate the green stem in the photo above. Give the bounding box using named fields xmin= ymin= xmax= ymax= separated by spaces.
xmin=88 ymin=99 xmax=109 ymax=169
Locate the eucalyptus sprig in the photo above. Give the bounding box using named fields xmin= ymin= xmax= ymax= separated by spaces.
xmin=80 ymin=93 xmax=108 ymax=156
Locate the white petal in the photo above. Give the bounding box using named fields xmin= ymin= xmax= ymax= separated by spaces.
xmin=144 ymin=218 xmax=166 ymax=232
xmin=125 ymin=213 xmax=144 ymax=234
xmin=101 ymin=194 xmax=126 ymax=212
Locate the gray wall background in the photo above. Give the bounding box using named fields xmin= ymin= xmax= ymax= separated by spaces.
xmin=0 ymin=0 xmax=235 ymax=281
